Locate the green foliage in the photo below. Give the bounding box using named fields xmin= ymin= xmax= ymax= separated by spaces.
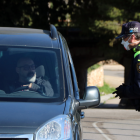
xmin=65 ymin=0 xmax=140 ymax=61
xmin=68 ymin=0 xmax=140 ymax=46
xmin=98 ymin=82 xmax=115 ymax=96
xmin=0 ymin=0 xmax=70 ymax=29
xmin=1 ymin=0 xmax=140 ymax=36
xmin=87 ymin=64 xmax=101 ymax=73
xmin=0 ymin=0 xmax=139 ymax=62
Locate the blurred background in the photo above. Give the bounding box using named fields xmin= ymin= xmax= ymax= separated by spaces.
xmin=1 ymin=0 xmax=140 ymax=107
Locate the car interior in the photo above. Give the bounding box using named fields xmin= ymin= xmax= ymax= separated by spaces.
xmin=0 ymin=47 xmax=63 ymax=98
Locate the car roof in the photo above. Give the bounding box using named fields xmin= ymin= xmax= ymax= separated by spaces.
xmin=0 ymin=27 xmax=59 ymax=48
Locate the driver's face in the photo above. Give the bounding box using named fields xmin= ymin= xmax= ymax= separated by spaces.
xmin=16 ymin=58 xmax=36 ymax=83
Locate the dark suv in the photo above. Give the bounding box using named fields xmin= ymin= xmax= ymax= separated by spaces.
xmin=0 ymin=25 xmax=100 ymax=140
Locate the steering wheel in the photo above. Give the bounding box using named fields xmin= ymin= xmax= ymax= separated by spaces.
xmin=13 ymin=86 xmax=29 ymax=92
xmin=13 ymin=85 xmax=47 ymax=97
xmin=13 ymin=85 xmax=46 ymax=96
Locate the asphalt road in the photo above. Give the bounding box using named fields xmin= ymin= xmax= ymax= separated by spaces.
xmin=82 ymin=109 xmax=140 ymax=140
xmin=81 ymin=65 xmax=140 ymax=140
xmin=103 ymin=65 xmax=124 ymax=88
xmin=103 ymin=65 xmax=124 ymax=78
xmin=104 ymin=70 xmax=124 ymax=78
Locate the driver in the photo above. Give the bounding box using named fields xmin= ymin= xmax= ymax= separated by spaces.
xmin=11 ymin=57 xmax=54 ymax=96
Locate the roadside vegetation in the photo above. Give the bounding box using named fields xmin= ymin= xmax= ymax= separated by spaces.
xmin=87 ymin=64 xmax=101 ymax=73
xmin=98 ymin=82 xmax=116 ymax=96
xmin=87 ymin=63 xmax=116 ymax=96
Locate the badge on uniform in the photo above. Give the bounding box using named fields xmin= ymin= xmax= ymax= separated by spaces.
xmin=136 ymin=62 xmax=140 ymax=73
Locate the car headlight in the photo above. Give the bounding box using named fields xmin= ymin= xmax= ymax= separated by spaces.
xmin=35 ymin=115 xmax=72 ymax=140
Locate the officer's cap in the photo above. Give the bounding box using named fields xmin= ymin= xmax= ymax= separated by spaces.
xmin=116 ymin=21 xmax=140 ymax=39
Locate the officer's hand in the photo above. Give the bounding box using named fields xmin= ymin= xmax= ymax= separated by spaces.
xmin=29 ymin=83 xmax=40 ymax=91
xmin=112 ymin=91 xmax=120 ymax=98
xmin=116 ymin=85 xmax=124 ymax=92
xmin=112 ymin=85 xmax=124 ymax=98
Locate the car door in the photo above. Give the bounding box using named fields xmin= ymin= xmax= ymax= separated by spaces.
xmin=59 ymin=34 xmax=82 ymax=140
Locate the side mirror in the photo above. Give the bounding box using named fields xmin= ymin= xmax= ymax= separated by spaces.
xmin=77 ymin=86 xmax=100 ymax=109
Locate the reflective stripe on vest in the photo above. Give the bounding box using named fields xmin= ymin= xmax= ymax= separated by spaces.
xmin=134 ymin=51 xmax=140 ymax=58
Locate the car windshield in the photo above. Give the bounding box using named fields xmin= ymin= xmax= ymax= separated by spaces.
xmin=0 ymin=47 xmax=64 ymax=102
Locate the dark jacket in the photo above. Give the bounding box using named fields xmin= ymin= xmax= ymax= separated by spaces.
xmin=123 ymin=44 xmax=140 ymax=99
xmin=119 ymin=44 xmax=140 ymax=111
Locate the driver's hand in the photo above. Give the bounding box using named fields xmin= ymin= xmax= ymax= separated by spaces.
xmin=28 ymin=83 xmax=40 ymax=91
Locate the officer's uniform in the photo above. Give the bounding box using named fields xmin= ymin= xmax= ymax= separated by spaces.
xmin=113 ymin=21 xmax=140 ymax=111
xmin=120 ymin=44 xmax=140 ymax=110
xmin=122 ymin=44 xmax=140 ymax=97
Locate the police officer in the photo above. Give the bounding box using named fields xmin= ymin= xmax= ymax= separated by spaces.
xmin=113 ymin=21 xmax=140 ymax=111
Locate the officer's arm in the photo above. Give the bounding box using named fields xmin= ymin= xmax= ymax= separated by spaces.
xmin=123 ymin=56 xmax=140 ymax=99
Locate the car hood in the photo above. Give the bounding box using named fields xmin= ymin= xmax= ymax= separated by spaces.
xmin=0 ymin=101 xmax=65 ymax=134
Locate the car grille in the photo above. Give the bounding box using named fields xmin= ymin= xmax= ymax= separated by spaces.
xmin=0 ymin=134 xmax=33 ymax=140
xmin=0 ymin=139 xmax=27 ymax=140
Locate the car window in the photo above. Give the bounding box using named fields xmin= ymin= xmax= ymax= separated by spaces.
xmin=0 ymin=47 xmax=64 ymax=102
xmin=60 ymin=35 xmax=80 ymax=99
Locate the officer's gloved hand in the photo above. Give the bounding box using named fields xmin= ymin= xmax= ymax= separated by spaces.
xmin=133 ymin=100 xmax=140 ymax=112
xmin=137 ymin=107 xmax=140 ymax=112
xmin=112 ymin=85 xmax=124 ymax=98
xmin=133 ymin=103 xmax=140 ymax=112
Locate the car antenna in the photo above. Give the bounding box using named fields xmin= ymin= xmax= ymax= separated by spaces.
xmin=50 ymin=24 xmax=58 ymax=40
